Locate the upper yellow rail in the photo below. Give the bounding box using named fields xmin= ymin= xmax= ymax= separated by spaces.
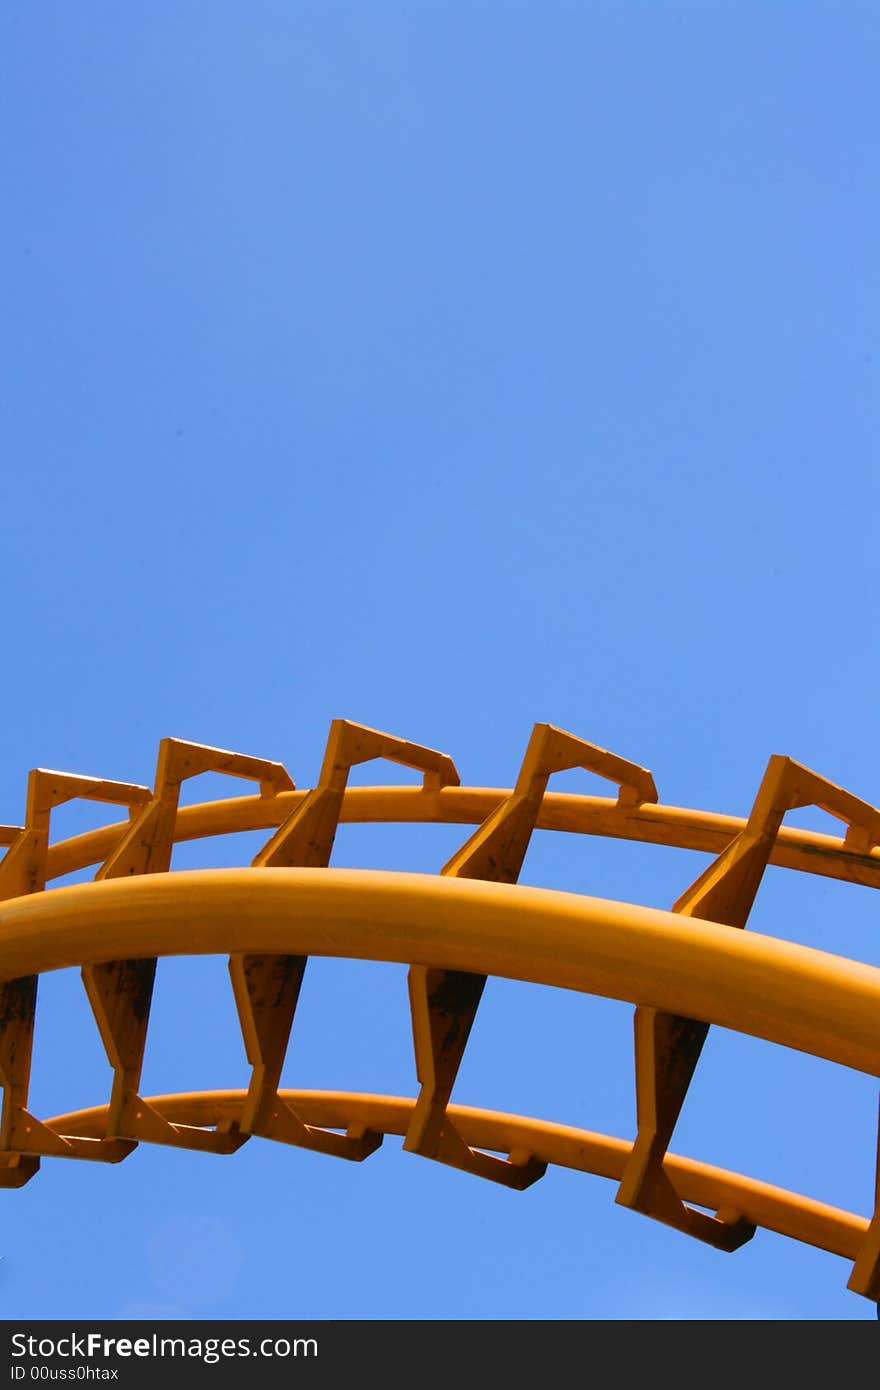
xmin=36 ymin=785 xmax=880 ymax=888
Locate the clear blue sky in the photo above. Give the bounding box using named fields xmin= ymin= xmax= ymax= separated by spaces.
xmin=2 ymin=2 xmax=878 ymax=1320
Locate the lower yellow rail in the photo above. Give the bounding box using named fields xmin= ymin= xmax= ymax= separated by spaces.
xmin=45 ymin=1089 xmax=868 ymax=1263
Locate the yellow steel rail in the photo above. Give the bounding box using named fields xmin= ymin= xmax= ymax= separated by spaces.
xmin=0 ymin=722 xmax=878 ymax=1308
xmin=38 ymin=787 xmax=880 ymax=889
xmin=2 ymin=869 xmax=879 ymax=1075
xmin=45 ymin=1090 xmax=869 ymax=1263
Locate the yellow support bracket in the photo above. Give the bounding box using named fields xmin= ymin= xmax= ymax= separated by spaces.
xmin=0 ymin=769 xmax=151 ymax=902
xmin=847 ymin=1098 xmax=880 ymax=1301
xmin=0 ymin=769 xmax=152 ymax=1175
xmin=83 ymin=957 xmax=244 ymax=1155
xmin=253 ymin=718 xmax=459 ymax=869
xmin=0 ymin=1152 xmax=40 ymax=1188
xmin=617 ymin=754 xmax=880 ymax=1251
xmin=229 ymin=953 xmax=380 ymax=1159
xmin=81 ymin=738 xmax=293 ymax=1154
xmin=90 ymin=736 xmax=295 ymax=882
xmin=230 ymin=720 xmax=459 ymax=1160
xmin=405 ymin=722 xmax=657 ymax=1188
xmin=0 ymin=973 xmax=134 ymax=1164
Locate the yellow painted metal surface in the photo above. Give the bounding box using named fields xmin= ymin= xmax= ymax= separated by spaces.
xmin=44 ymin=1090 xmax=869 ymax=1261
xmin=4 ymin=869 xmax=879 ymax=1074
xmin=41 ymin=787 xmax=880 ymax=889
xmin=0 ymin=720 xmax=878 ymax=1305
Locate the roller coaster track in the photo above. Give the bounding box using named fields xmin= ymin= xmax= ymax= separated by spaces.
xmin=1 ymin=721 xmax=879 ymax=1309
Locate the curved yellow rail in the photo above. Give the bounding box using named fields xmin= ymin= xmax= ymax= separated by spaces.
xmin=39 ymin=786 xmax=880 ymax=888
xmin=2 ymin=869 xmax=879 ymax=1077
xmin=1 ymin=723 xmax=878 ymax=1307
xmin=45 ymin=1089 xmax=869 ymax=1263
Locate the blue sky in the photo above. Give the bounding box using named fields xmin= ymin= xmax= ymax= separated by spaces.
xmin=2 ymin=2 xmax=878 ymax=1320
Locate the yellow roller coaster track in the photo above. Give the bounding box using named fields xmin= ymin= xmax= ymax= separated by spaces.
xmin=1 ymin=721 xmax=879 ymax=1307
